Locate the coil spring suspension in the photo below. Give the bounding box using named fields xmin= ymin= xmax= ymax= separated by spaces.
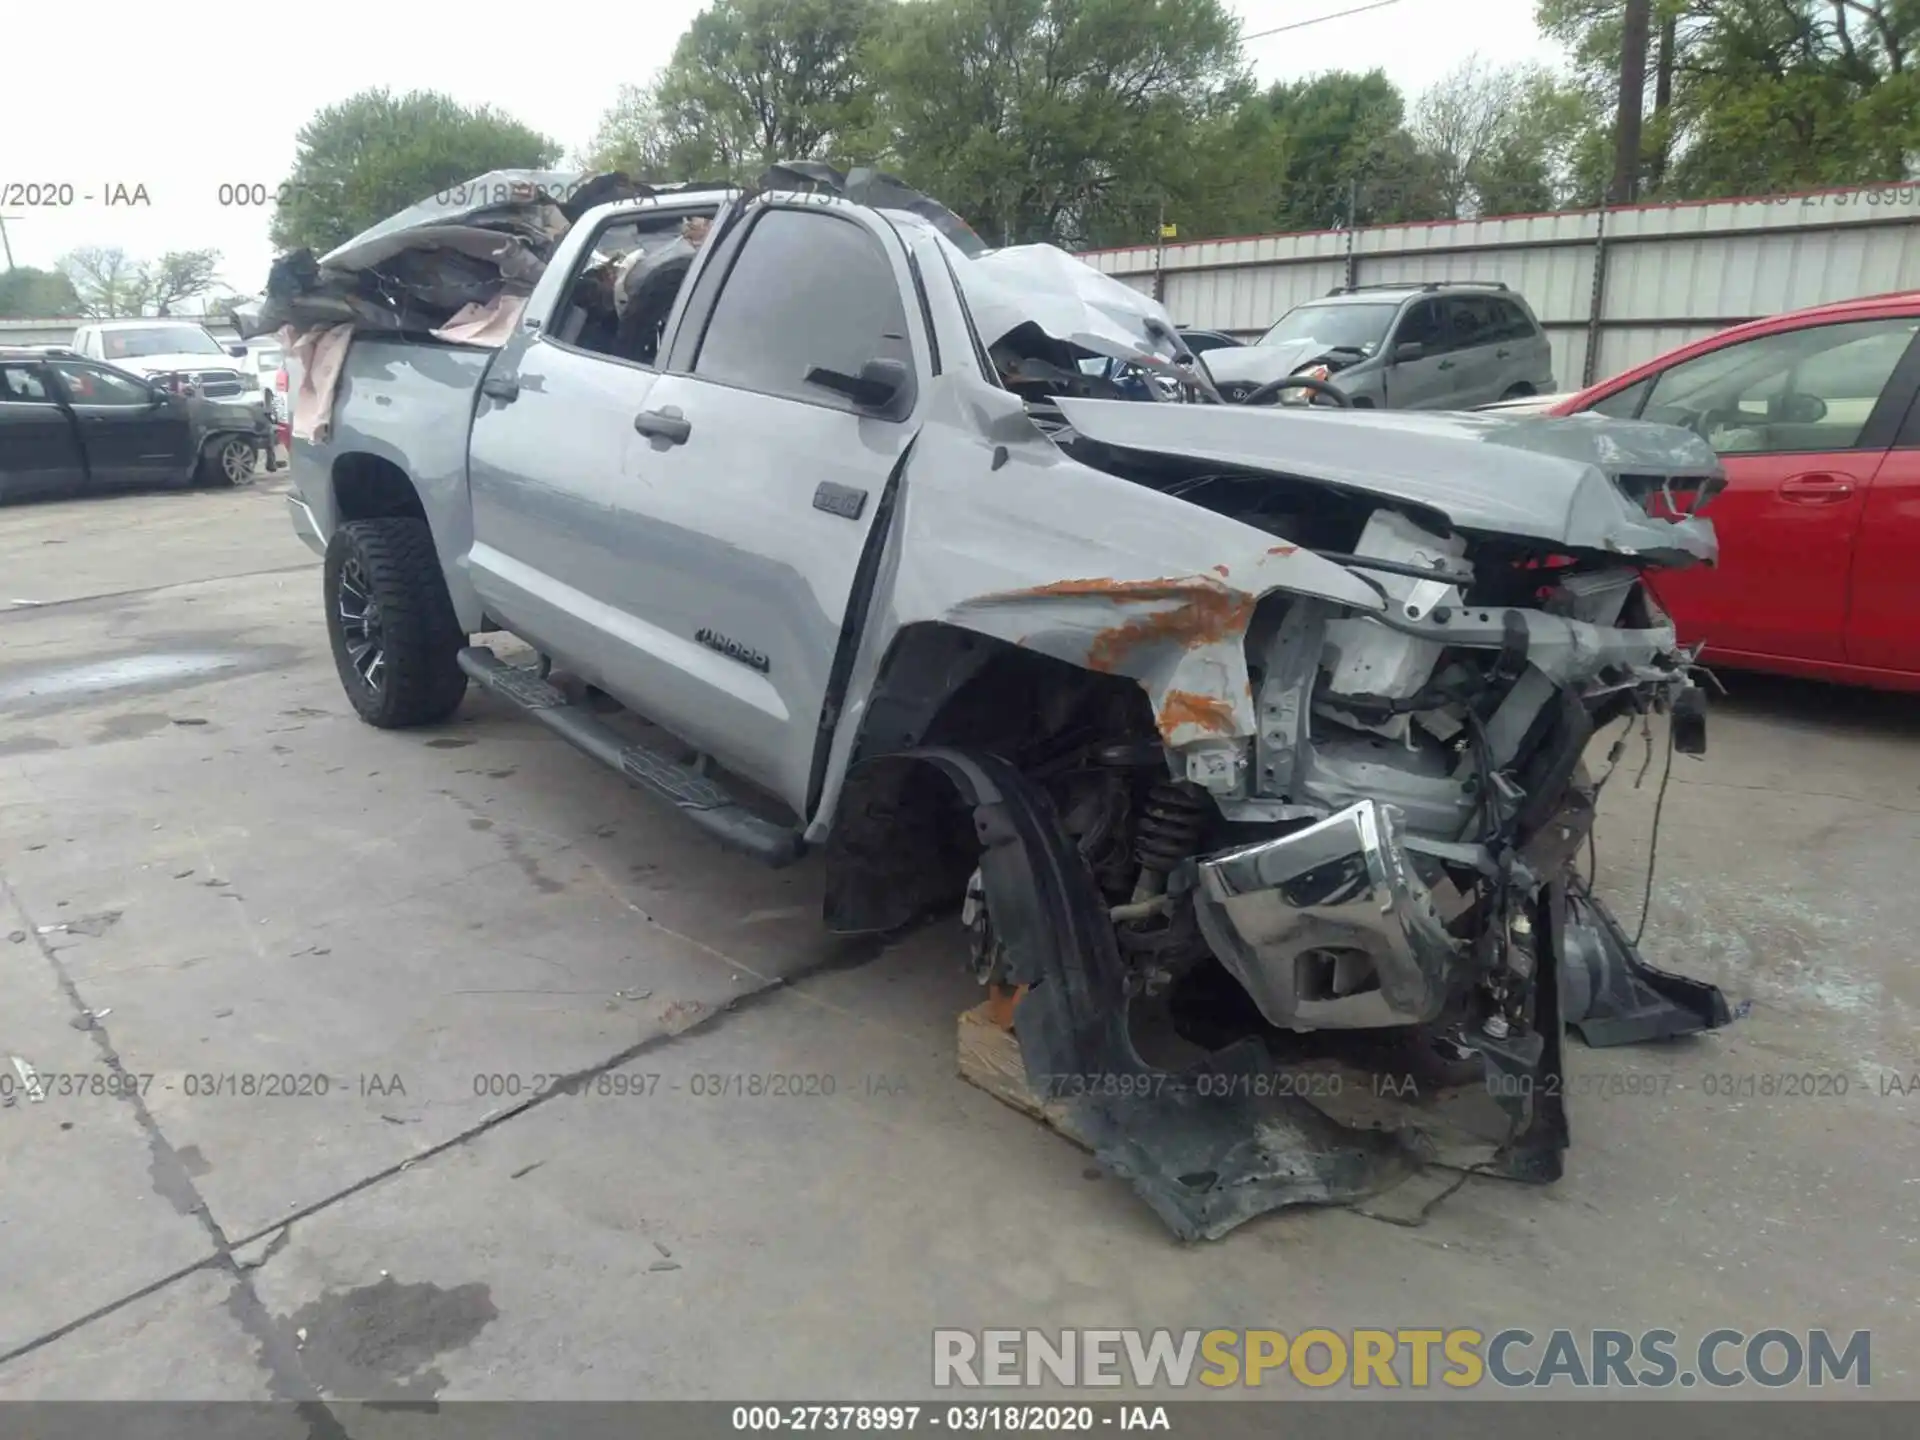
xmin=1134 ymin=780 xmax=1208 ymax=874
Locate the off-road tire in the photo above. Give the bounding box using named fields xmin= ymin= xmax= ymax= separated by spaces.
xmin=199 ymin=434 xmax=258 ymax=487
xmin=324 ymin=518 xmax=468 ymax=728
xmin=1500 ymin=383 xmax=1535 ymax=400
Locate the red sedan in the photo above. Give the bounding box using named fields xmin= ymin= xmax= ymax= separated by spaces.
xmin=1544 ymin=291 xmax=1920 ymax=691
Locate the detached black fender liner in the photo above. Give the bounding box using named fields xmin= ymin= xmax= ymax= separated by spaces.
xmin=1560 ymin=877 xmax=1737 ymax=1046
xmin=827 ymin=747 xmax=1439 ymax=1241
xmin=824 ymin=746 xmax=1731 ymax=1237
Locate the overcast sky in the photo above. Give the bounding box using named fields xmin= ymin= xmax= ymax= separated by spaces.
xmin=0 ymin=0 xmax=1558 ymax=305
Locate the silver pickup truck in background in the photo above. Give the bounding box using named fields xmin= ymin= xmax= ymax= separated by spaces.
xmin=284 ymin=171 xmax=1735 ymax=1239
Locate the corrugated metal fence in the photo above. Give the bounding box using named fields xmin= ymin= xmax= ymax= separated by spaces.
xmin=1080 ymin=184 xmax=1920 ymax=390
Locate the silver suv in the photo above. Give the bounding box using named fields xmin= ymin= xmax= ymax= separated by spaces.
xmin=1200 ymin=281 xmax=1555 ymax=410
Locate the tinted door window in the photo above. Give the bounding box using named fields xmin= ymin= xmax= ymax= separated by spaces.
xmin=1394 ymin=300 xmax=1446 ymax=352
xmin=556 ymin=213 xmax=713 ymax=364
xmin=1494 ymin=298 xmax=1536 ymax=341
xmin=49 ymin=361 xmax=153 ymax=406
xmin=1638 ymin=317 xmax=1919 ymax=453
xmin=692 ymin=208 xmax=912 ymax=409
xmin=1 ymin=364 xmax=55 ymax=401
xmin=1447 ymin=297 xmax=1500 ymax=349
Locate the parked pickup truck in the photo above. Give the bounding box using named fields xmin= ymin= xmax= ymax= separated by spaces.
xmin=288 ymin=180 xmax=1734 ymax=1238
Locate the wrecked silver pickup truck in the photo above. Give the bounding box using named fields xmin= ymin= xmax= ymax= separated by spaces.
xmin=279 ymin=166 xmax=1733 ymax=1239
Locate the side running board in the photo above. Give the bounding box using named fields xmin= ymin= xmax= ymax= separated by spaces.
xmin=457 ymin=646 xmax=804 ymax=869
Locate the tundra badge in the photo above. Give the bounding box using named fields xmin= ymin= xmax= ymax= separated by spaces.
xmin=695 ymin=628 xmax=771 ymax=674
xmin=812 ymin=481 xmax=868 ymax=520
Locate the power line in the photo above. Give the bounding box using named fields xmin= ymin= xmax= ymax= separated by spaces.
xmin=1242 ymin=0 xmax=1405 ymax=43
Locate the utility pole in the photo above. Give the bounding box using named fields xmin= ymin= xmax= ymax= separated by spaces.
xmin=1153 ymin=198 xmax=1166 ymax=305
xmin=0 ymin=214 xmax=17 ymax=270
xmin=1343 ymin=175 xmax=1360 ymax=290
xmin=1611 ymin=0 xmax=1652 ymax=206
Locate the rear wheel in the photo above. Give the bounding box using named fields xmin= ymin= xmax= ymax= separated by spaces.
xmin=200 ymin=435 xmax=257 ymax=487
xmin=324 ymin=518 xmax=468 ymax=728
xmin=1499 ymin=383 xmax=1535 ymax=401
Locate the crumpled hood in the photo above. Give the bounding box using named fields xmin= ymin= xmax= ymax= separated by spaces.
xmin=1052 ymin=398 xmax=1722 ymax=562
xmin=1199 ymin=340 xmax=1337 ymax=385
xmin=928 ymin=233 xmax=1186 ymax=370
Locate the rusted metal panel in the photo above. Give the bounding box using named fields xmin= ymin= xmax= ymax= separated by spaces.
xmin=985 ymin=575 xmax=1258 ymax=675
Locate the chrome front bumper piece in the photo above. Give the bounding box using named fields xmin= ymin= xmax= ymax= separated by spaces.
xmin=1193 ymin=799 xmax=1459 ymax=1030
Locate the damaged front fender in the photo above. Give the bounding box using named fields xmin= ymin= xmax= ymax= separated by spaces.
xmin=801 ymin=364 xmax=1387 ymax=843
xmin=950 ymin=562 xmax=1376 ymax=755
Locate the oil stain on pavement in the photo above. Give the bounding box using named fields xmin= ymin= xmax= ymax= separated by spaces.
xmin=270 ymin=1277 xmax=498 ymax=1400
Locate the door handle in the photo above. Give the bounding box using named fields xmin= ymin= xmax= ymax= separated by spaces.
xmin=1496 ymin=347 xmax=1511 ymax=358
xmin=479 ymin=373 xmax=519 ymax=403
xmin=1777 ymin=473 xmax=1855 ymax=504
xmin=634 ymin=406 xmax=691 ymax=444
xmin=1436 ymin=359 xmax=1455 ymax=371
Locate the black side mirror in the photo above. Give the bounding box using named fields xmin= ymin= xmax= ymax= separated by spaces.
xmin=1775 ymin=392 xmax=1827 ymax=425
xmin=1393 ymin=341 xmax=1425 ymax=363
xmin=227 ymin=344 xmax=248 ymax=358
xmin=804 ymin=356 xmax=912 ymax=417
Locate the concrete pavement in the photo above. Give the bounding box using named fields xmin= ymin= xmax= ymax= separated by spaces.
xmin=1 ymin=480 xmax=1915 ymax=1401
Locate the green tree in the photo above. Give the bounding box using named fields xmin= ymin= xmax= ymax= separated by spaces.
xmin=866 ymin=0 xmax=1243 ymax=248
xmin=1410 ymin=60 xmax=1593 ymax=217
xmin=57 ymin=246 xmax=146 ymax=317
xmin=1535 ymin=0 xmax=1920 ymax=201
xmin=271 ymin=90 xmax=561 ymax=255
xmin=0 ymin=265 xmax=82 ymax=319
xmin=1255 ymin=70 xmax=1436 ymax=228
xmin=582 ymin=83 xmax=699 ymax=177
xmin=647 ymin=0 xmax=887 ymax=178
xmin=140 ymin=248 xmax=223 ymax=316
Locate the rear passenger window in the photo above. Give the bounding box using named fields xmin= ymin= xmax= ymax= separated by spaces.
xmin=1496 ymin=298 xmax=1536 ymax=341
xmin=0 ymin=364 xmax=53 ymax=401
xmin=692 ymin=207 xmax=912 ymax=410
xmin=1450 ymin=297 xmax=1500 ymax=348
xmin=554 ymin=212 xmax=712 ymax=367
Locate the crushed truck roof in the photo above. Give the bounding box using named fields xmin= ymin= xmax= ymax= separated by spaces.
xmin=237 ymin=162 xmax=1191 ymax=379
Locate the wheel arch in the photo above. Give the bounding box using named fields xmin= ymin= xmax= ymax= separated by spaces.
xmin=820 ymin=620 xmax=1158 ymax=934
xmin=326 ymin=449 xmax=484 ymax=633
xmin=333 ymin=451 xmax=428 ymax=524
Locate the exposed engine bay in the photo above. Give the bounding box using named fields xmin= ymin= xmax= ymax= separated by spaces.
xmin=856 ymin=276 xmax=1738 ymax=1238
xmin=963 ymin=483 xmax=1716 ymax=1024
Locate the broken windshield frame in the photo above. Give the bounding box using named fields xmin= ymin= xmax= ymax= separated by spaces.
xmin=1256 ymin=302 xmax=1399 ymax=356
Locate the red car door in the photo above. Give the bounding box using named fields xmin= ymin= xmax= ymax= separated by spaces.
xmin=1587 ymin=316 xmax=1920 ymax=665
xmin=1844 ymin=410 xmax=1920 ymax=675
xmin=1652 ymin=450 xmax=1866 ymax=663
